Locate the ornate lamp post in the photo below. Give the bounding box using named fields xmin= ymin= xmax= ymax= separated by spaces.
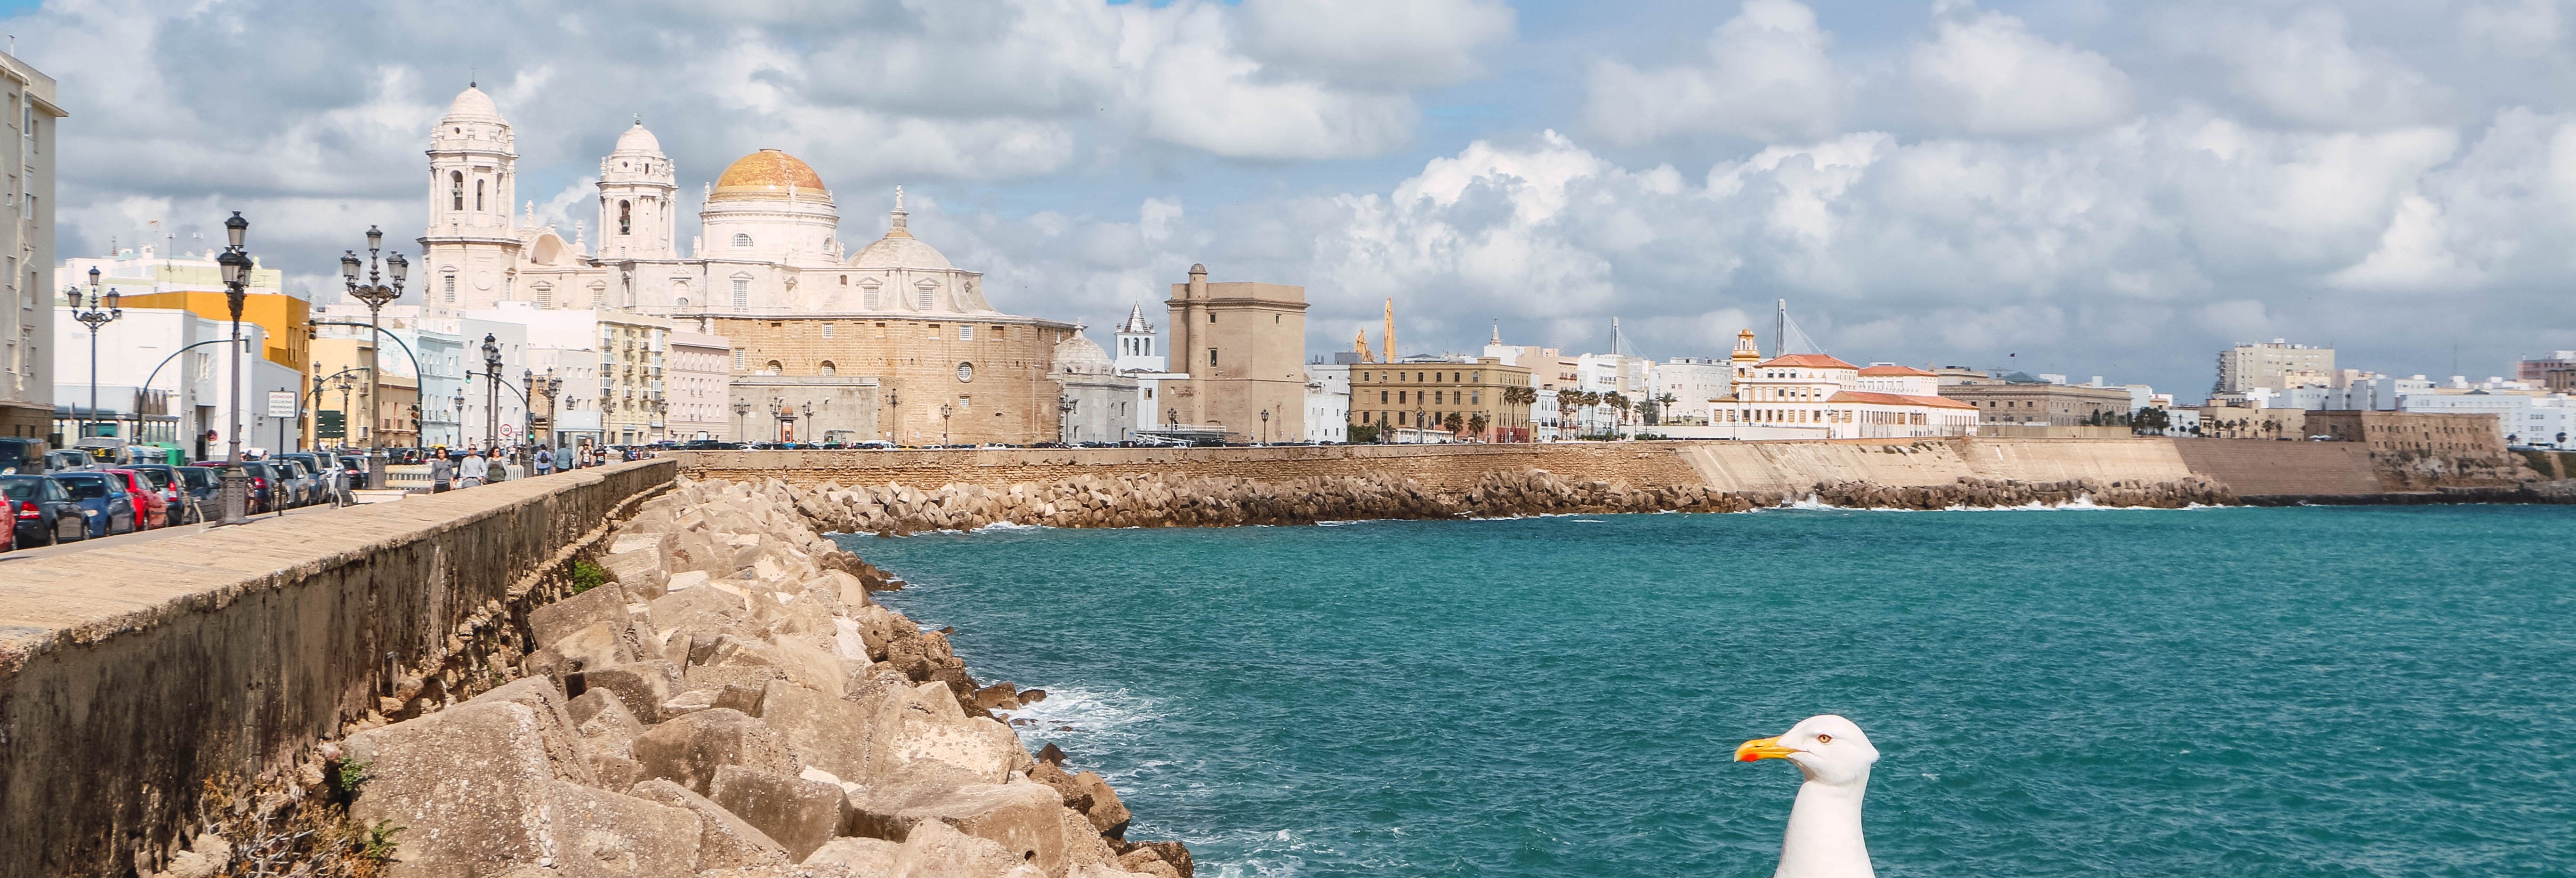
xmin=800 ymin=402 xmax=813 ymax=443
xmin=732 ymin=401 xmax=751 ymax=443
xmin=939 ymin=403 xmax=953 ymax=446
xmin=451 ymin=387 xmax=466 ymax=449
xmin=70 ymin=266 xmax=121 ymax=444
xmin=1058 ymin=396 xmax=1077 ymax=445
xmin=338 ymin=226 xmax=407 ymax=489
xmin=481 ymin=333 xmax=502 ymax=455
xmin=216 ymin=212 xmax=252 ymax=525
xmin=1260 ymin=408 xmax=1270 ymax=445
xmin=885 ymin=388 xmax=900 ymax=443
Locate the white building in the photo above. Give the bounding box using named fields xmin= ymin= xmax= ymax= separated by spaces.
xmin=1303 ymin=361 xmax=1349 ymax=443
xmin=311 ymin=301 xmax=468 ymax=449
xmin=1650 ymin=358 xmax=1730 ymax=426
xmin=2401 ymin=389 xmax=2576 ymax=446
xmin=1113 ymin=304 xmax=1187 ymax=435
xmin=2 ymin=48 xmax=64 ymax=441
xmin=1052 ymin=326 xmax=1137 ymax=444
xmin=667 ymin=328 xmax=733 ymax=440
xmin=1481 ymin=335 xmax=1565 ymax=441
xmin=1710 ymin=330 xmax=1978 ymax=439
xmin=452 ymin=317 xmax=529 ymax=451
xmin=52 ymin=306 xmax=299 ymax=458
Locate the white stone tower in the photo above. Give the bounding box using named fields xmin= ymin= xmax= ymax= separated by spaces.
xmin=419 ymin=84 xmax=523 ymax=309
xmin=597 ymin=119 xmax=677 ymax=261
xmin=1114 ymin=303 xmax=1164 ymax=372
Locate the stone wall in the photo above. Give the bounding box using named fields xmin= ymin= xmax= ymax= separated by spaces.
xmin=0 ymin=459 xmax=677 ymax=877
xmin=677 ymin=442 xmax=1713 ymax=495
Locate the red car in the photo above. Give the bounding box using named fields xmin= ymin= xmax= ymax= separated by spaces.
xmin=0 ymin=495 xmax=16 ymax=552
xmin=101 ymin=468 xmax=169 ymax=530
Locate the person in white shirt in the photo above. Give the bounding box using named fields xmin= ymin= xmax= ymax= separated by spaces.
xmin=459 ymin=449 xmax=489 ymax=488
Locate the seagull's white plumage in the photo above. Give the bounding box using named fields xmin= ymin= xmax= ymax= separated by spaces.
xmin=1736 ymin=714 xmax=1880 ymax=878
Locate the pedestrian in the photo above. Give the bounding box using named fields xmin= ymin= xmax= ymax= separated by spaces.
xmin=430 ymin=451 xmax=453 ymax=493
xmin=578 ymin=444 xmax=595 ymax=469
xmin=534 ymin=445 xmax=554 ymax=475
xmin=460 ymin=447 xmax=489 ymax=488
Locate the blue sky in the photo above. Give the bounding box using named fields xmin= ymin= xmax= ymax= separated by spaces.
xmin=11 ymin=0 xmax=2576 ymax=399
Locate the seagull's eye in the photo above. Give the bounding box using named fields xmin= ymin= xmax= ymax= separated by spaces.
xmin=1815 ymin=734 xmax=1833 ymax=744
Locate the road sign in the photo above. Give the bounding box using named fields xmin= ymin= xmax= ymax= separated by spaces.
xmin=266 ymin=391 xmax=298 ymax=418
xmin=316 ymin=411 xmax=346 ymax=440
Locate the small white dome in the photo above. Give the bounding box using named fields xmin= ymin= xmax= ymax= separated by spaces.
xmin=850 ymin=234 xmax=953 ymax=271
xmin=443 ymin=86 xmax=502 ymax=121
xmin=1054 ymin=328 xmax=1114 ymax=375
xmin=612 ymin=121 xmax=662 ymax=155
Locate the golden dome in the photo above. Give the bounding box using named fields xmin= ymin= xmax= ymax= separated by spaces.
xmin=710 ymin=148 xmax=829 ymax=201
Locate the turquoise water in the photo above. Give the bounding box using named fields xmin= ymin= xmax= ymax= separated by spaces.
xmin=838 ymin=506 xmax=2576 ymax=877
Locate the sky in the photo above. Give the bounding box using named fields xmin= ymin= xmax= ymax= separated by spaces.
xmin=11 ymin=0 xmax=2576 ymax=399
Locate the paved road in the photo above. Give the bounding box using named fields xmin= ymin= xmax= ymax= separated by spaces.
xmin=1 ymin=499 xmax=372 ymax=563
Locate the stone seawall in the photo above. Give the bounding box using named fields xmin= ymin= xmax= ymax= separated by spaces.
xmin=0 ymin=460 xmax=676 ymax=877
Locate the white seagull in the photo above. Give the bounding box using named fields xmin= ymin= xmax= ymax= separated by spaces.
xmin=1736 ymin=714 xmax=1881 ymax=878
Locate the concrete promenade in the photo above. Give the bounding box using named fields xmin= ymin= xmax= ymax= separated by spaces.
xmin=0 ymin=459 xmax=677 ymax=877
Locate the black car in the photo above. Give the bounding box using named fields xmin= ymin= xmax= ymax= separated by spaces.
xmin=172 ymin=465 xmax=221 ymax=523
xmin=0 ymin=436 xmax=49 ymax=475
xmin=2 ymin=474 xmax=86 ymax=546
xmin=228 ymin=461 xmax=278 ymax=513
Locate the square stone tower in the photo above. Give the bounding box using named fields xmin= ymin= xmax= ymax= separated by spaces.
xmin=1165 ymin=264 xmax=1307 ymax=443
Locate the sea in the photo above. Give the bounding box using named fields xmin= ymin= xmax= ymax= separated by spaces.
xmin=836 ymin=505 xmax=2576 ymax=877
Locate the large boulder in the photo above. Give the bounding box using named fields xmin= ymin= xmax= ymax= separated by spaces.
xmin=886 ymin=820 xmax=1044 ymax=878
xmin=572 ymin=660 xmax=681 ymax=723
xmin=801 ymin=838 xmax=900 ymax=876
xmin=626 ymin=778 xmax=794 ymax=869
xmin=1072 ymin=771 xmax=1131 ymax=838
xmin=889 ymin=780 xmax=1105 ymax=877
xmin=889 ymin=682 xmax=1030 ymax=783
xmin=757 ymin=678 xmax=905 ymax=782
xmin=524 ymin=620 xmax=638 ymax=680
xmin=346 ymin=702 xmax=698 ymax=876
xmin=461 ymin=676 xmax=595 ymax=785
xmin=527 ymin=582 xmax=636 ymax=650
xmin=629 ymin=708 xmax=797 ymax=796
xmin=708 ymin=765 xmax=847 ymax=862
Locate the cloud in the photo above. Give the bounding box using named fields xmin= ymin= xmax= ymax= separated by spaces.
xmin=2191 ymin=8 xmax=2450 ymax=129
xmin=1906 ymin=3 xmax=2134 ymax=136
xmin=1237 ymin=0 xmax=1516 ymax=89
xmin=1583 ymin=0 xmax=1845 ymax=144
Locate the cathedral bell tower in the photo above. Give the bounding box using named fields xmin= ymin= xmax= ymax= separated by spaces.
xmin=420 ymin=84 xmax=523 ymax=309
xmin=598 ymin=119 xmax=678 ymax=261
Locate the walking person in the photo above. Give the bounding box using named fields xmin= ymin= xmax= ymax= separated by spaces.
xmin=430 ymin=450 xmax=453 ymax=493
xmin=534 ymin=445 xmax=554 ymax=476
xmin=578 ymin=443 xmax=596 ymax=469
xmin=460 ymin=447 xmax=489 ymax=488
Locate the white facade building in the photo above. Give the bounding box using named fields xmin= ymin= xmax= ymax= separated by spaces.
xmin=668 ymin=329 xmax=733 ymax=440
xmin=1304 ymin=362 xmax=1350 ymax=443
xmin=1710 ymin=331 xmax=1977 ymax=439
xmin=52 ymin=306 xmax=299 ymax=457
xmin=2401 ymin=390 xmax=2576 ymax=446
xmin=1650 ymin=358 xmax=1730 ymax=426
xmin=1052 ymin=326 xmax=1137 ymax=444
xmin=2 ymin=48 xmax=64 ymax=441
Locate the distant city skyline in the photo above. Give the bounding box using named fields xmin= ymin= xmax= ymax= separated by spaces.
xmin=11 ymin=0 xmax=2576 ymax=397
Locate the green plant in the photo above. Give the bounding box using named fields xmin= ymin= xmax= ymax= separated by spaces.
xmin=362 ymin=820 xmax=404 ymax=860
xmin=570 ymin=559 xmax=607 ymax=594
xmin=335 ymin=758 xmax=373 ymax=794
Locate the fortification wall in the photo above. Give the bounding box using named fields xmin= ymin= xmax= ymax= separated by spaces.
xmin=0 ymin=459 xmax=678 ymax=877
xmin=2167 ymin=439 xmax=2383 ymax=496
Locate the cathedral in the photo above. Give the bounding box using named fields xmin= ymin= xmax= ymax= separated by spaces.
xmin=417 ymin=85 xmax=1083 ymax=444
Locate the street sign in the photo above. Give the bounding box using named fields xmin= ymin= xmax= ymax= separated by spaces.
xmin=266 ymin=391 xmax=298 ymax=418
xmin=317 ymin=411 xmax=346 ymax=440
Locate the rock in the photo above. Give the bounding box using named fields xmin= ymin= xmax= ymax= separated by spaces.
xmin=757 ymin=678 xmax=904 ymax=783
xmin=650 ymin=585 xmax=750 ymax=644
xmin=890 ymin=682 xmax=1030 ymax=784
xmin=572 ymin=660 xmax=681 ymax=723
xmin=1017 ymin=689 xmax=1047 ymax=705
xmin=630 ymin=708 xmax=797 ymax=796
xmin=463 ymin=676 xmax=595 ymax=784
xmin=664 ymin=569 xmax=711 ymax=592
xmin=347 ymin=702 xmax=698 ymax=875
xmin=883 ymin=780 xmax=1091 ymax=876
xmin=566 ymin=688 xmax=647 ymax=753
xmin=596 ymin=550 xmax=668 ymax=599
xmin=886 ymin=819 xmax=1034 ymax=878
xmin=524 ymin=620 xmax=637 ymax=679
xmin=152 ymin=832 xmax=230 ymax=878
xmin=1072 ymin=771 xmax=1131 ymax=838
xmin=801 ymin=837 xmax=901 ymax=875
xmin=1125 ymin=840 xmax=1194 ymax=878
xmin=626 ymin=778 xmax=794 ymax=869
xmin=708 ymin=765 xmax=847 ymax=862
xmin=528 ymin=582 xmax=635 ymax=650
xmin=973 ymin=682 xmax=1021 ymax=711
xmin=1118 ymin=847 xmax=1183 ymax=878
xmin=1026 ymin=761 xmax=1092 ymax=814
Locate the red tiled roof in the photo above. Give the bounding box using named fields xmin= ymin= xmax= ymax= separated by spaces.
xmin=1827 ymin=390 xmax=1979 ymax=410
xmin=1857 ymin=365 xmax=1936 ymax=377
xmin=1756 ymin=354 xmax=1858 ymax=370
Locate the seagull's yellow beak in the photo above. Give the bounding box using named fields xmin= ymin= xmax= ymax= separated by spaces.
xmin=1735 ymin=735 xmax=1796 ymax=762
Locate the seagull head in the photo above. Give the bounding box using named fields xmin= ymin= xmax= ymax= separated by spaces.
xmin=1736 ymin=714 xmax=1879 ymax=787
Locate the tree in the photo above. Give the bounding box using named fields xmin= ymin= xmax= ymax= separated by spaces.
xmin=2132 ymin=407 xmax=2171 ymax=435
xmin=1442 ymin=411 xmax=1465 ymax=434
xmin=1467 ymin=412 xmax=1489 ymax=438
xmin=1349 ymin=422 xmax=1382 ymax=443
xmin=1556 ymin=388 xmax=1584 ymax=416
xmin=1603 ymin=392 xmax=1631 ymax=424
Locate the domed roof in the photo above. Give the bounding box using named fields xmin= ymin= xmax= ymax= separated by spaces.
xmin=847 ymin=187 xmax=953 ymax=270
xmin=612 ymin=121 xmax=662 ymax=155
xmin=443 ymin=85 xmax=502 ymax=121
xmin=711 ymin=149 xmax=829 ymax=201
xmin=1054 ymin=326 xmax=1114 ymax=375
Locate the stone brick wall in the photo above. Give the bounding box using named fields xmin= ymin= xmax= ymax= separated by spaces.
xmin=0 ymin=459 xmax=677 ymax=877
xmin=678 ymin=442 xmax=1713 ymax=494
xmin=709 ymin=314 xmax=1074 ymax=446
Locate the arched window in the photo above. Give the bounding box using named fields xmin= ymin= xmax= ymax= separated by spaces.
xmin=475 ymin=178 xmax=484 ymax=211
xmin=732 ymin=233 xmax=752 ymax=248
xmin=761 ymin=361 xmax=782 ymax=376
xmin=820 ymin=361 xmax=837 ymax=376
xmin=450 ymin=171 xmax=464 ymax=210
xmin=618 ymin=200 xmax=632 ymax=235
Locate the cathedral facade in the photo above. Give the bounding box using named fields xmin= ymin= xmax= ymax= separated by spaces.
xmin=416 ymin=85 xmax=1079 ymax=445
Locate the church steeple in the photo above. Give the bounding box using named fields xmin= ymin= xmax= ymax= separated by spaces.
xmin=1113 ymin=301 xmax=1164 ymax=373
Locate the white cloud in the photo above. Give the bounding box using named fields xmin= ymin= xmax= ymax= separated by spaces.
xmin=1906 ymin=3 xmax=2134 ymax=136
xmin=1584 ymin=0 xmax=1845 ymax=144
xmin=2195 ymin=8 xmax=2449 ymax=129
xmin=1237 ymin=0 xmax=1517 ymax=89
xmin=2460 ymin=0 xmax=2566 ymax=58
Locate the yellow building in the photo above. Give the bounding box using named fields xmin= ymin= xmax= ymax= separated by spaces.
xmin=1351 ymin=357 xmax=1534 ymax=441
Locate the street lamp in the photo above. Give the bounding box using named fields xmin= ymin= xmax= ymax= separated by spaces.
xmin=799 ymin=402 xmax=813 ymax=443
xmin=71 ymin=266 xmax=121 ymax=445
xmin=216 ymin=211 xmax=251 ymax=525
xmin=340 ymin=225 xmax=407 ymax=490
xmin=481 ymin=333 xmax=502 ymax=456
xmin=1260 ymin=408 xmax=1270 ymax=445
xmin=1058 ymin=396 xmax=1077 ymax=445
xmin=939 ymin=403 xmax=952 ymax=446
xmin=451 ymin=387 xmax=466 ymax=450
xmin=732 ymin=401 xmax=751 ymax=443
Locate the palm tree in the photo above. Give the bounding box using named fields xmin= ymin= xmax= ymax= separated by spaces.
xmin=1441 ymin=411 xmax=1465 ymax=435
xmin=1604 ymin=392 xmax=1631 ymax=426
xmin=1467 ymin=412 xmax=1489 ymax=440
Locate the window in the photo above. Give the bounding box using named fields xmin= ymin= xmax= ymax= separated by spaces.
xmin=450 ymin=171 xmax=464 ymax=210
xmin=760 ymin=361 xmax=782 ymax=376
xmin=733 ymin=350 xmax=746 ymax=371
xmin=475 ymin=178 xmax=484 ymax=210
xmin=821 ymin=324 xmax=834 ymax=339
xmin=532 ymin=282 xmax=552 ymax=307
xmin=443 ymin=274 xmax=458 ymax=303
xmin=820 ymin=362 xmax=836 ymax=376
xmin=959 ymin=325 xmax=974 ymax=341
xmin=1208 ymin=348 xmax=1218 ymax=367
xmin=732 ymin=233 xmax=752 ymax=248
xmin=916 ymin=286 xmax=934 ymax=310
xmin=956 ymin=362 xmax=974 ymax=383
xmin=862 ymin=285 xmax=881 ymax=310
xmin=732 ymin=279 xmax=749 ymax=310
xmin=676 ymin=297 xmax=689 ymax=308
xmin=618 ymin=200 xmax=632 ymax=234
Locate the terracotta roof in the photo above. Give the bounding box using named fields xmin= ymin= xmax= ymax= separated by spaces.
xmin=1756 ymin=354 xmax=1858 ymax=370
xmin=1827 ymin=390 xmax=1979 ymax=410
xmin=1857 ymin=365 xmax=1936 ymax=377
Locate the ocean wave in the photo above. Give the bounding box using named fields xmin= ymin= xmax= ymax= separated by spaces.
xmin=993 ymin=685 xmax=1167 ymax=753
xmin=1770 ymin=493 xmax=2223 ymax=513
xmin=973 ymin=521 xmax=1054 ymax=532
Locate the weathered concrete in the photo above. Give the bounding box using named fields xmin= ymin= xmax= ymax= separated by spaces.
xmin=0 ymin=459 xmax=677 ymax=877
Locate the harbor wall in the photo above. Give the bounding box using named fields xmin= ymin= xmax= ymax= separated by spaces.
xmin=0 ymin=459 xmax=678 ymax=877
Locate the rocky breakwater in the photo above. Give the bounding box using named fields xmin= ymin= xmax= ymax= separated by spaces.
xmin=792 ymin=469 xmax=1771 ymax=534
xmin=337 ymin=478 xmax=1192 ymax=878
xmin=1805 ymin=475 xmax=2237 ymax=510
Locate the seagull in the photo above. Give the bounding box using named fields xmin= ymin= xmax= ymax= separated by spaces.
xmin=1736 ymin=714 xmax=1881 ymax=878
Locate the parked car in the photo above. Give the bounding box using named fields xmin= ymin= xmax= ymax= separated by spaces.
xmin=0 ymin=437 xmax=49 ymax=475
xmin=3 ymin=475 xmax=87 ymax=546
xmin=276 ymin=458 xmax=321 ymax=508
xmin=162 ymin=465 xmax=220 ymax=524
xmin=100 ymin=468 xmax=169 ymax=530
xmin=45 ymin=449 xmax=92 ymax=472
xmin=222 ymin=461 xmax=277 ymax=513
xmin=50 ymin=471 xmax=138 ymax=538
xmin=122 ymin=464 xmax=187 ymax=523
xmin=278 ymin=453 xmax=332 ymax=504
